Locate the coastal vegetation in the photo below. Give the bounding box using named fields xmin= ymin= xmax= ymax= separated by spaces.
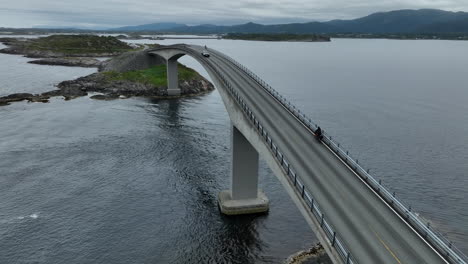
xmin=223 ymin=33 xmax=330 ymax=42
xmin=103 ymin=64 xmax=202 ymax=87
xmin=0 ymin=34 xmax=214 ymax=106
xmin=0 ymin=35 xmax=135 ymax=57
xmin=23 ymin=35 xmax=132 ymax=54
xmin=0 ymin=61 xmax=214 ymax=105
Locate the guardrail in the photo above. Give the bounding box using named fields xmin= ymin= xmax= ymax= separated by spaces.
xmin=195 ymin=48 xmax=358 ymax=264
xmin=206 ymin=47 xmax=468 ymax=264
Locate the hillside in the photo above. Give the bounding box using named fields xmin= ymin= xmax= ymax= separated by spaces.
xmin=110 ymin=22 xmax=187 ymax=32
xmin=124 ymin=9 xmax=468 ymax=34
xmin=2 ymin=9 xmax=468 ymax=36
xmin=326 ymin=9 xmax=468 ymax=33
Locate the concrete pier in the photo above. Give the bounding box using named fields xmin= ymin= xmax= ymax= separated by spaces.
xmin=166 ymin=58 xmax=181 ymax=96
xmin=218 ymin=125 xmax=269 ymax=215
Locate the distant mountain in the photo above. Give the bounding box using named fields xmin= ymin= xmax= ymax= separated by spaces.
xmin=163 ymin=9 xmax=468 ymax=34
xmin=416 ymin=16 xmax=468 ymax=33
xmin=110 ymin=22 xmax=187 ymax=32
xmin=169 ymin=21 xmax=339 ymax=34
xmin=326 ymin=9 xmax=468 ymax=33
xmin=81 ymin=9 xmax=468 ymax=34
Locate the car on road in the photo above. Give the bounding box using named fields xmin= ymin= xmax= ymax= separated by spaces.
xmin=201 ymin=51 xmax=210 ymax=57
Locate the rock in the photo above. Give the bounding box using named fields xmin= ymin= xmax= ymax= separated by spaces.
xmin=285 ymin=243 xmax=331 ymax=264
xmin=28 ymin=97 xmax=50 ymax=103
xmin=0 ymin=93 xmax=34 ymax=104
xmin=2 ymin=93 xmax=34 ymax=100
xmin=28 ymin=58 xmax=102 ymax=68
xmin=90 ymin=94 xmax=119 ymax=100
xmin=41 ymin=90 xmax=63 ymax=97
xmin=0 ymin=93 xmax=50 ymax=105
xmin=0 ymin=45 xmax=215 ymax=107
xmin=0 ymin=35 xmax=134 ymax=58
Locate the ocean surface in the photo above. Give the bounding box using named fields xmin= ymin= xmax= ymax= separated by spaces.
xmin=0 ymin=37 xmax=467 ymax=263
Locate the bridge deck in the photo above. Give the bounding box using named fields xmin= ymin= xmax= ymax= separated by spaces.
xmin=156 ymin=45 xmax=450 ymax=264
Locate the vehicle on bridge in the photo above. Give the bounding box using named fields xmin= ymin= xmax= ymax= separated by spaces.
xmin=201 ymin=51 xmax=210 ymax=57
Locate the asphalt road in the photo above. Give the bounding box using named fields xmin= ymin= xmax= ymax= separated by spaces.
xmin=167 ymin=45 xmax=447 ymax=264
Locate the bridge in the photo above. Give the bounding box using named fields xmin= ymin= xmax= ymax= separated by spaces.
xmin=147 ymin=44 xmax=467 ymax=264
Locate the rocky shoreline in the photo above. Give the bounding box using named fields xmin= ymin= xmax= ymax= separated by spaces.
xmin=0 ymin=93 xmax=50 ymax=106
xmin=0 ymin=67 xmax=214 ymax=106
xmin=285 ymin=244 xmax=331 ymax=264
xmin=0 ymin=35 xmax=215 ymax=107
xmin=0 ymin=35 xmax=142 ymax=68
xmin=27 ymin=57 xmax=102 ymax=68
xmin=0 ymin=36 xmax=135 ymax=58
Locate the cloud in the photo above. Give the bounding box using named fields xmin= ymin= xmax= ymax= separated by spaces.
xmin=1 ymin=0 xmax=468 ymax=28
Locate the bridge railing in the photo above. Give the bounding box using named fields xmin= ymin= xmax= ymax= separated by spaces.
xmin=199 ymin=49 xmax=357 ymax=264
xmin=207 ymin=47 xmax=467 ymax=264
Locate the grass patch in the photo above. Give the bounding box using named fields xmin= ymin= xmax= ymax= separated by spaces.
xmin=23 ymin=35 xmax=134 ymax=54
xmin=102 ymin=64 xmax=202 ymax=86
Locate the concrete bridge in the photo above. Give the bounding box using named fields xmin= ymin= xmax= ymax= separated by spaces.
xmin=148 ymin=44 xmax=467 ymax=264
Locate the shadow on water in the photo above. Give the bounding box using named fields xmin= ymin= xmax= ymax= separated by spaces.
xmin=141 ymin=98 xmax=269 ymax=264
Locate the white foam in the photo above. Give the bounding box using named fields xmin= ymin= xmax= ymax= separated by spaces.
xmin=29 ymin=213 xmax=38 ymax=219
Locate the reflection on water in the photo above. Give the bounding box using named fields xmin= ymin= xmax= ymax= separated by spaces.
xmin=142 ymin=97 xmax=271 ymax=263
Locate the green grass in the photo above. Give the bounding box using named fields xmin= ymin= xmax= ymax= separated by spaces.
xmin=102 ymin=64 xmax=202 ymax=86
xmin=23 ymin=35 xmax=134 ymax=54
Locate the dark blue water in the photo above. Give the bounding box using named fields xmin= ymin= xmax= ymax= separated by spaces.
xmin=0 ymin=51 xmax=313 ymax=262
xmin=1 ymin=38 xmax=467 ymax=263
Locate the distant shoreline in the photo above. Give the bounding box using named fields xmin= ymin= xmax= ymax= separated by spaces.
xmin=223 ymin=33 xmax=331 ymax=42
xmin=329 ymin=33 xmax=468 ymax=41
xmin=1 ymin=32 xmax=467 ymax=42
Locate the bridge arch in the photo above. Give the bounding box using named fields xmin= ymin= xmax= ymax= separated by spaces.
xmin=148 ymin=49 xmax=187 ymax=96
xmin=148 ymin=45 xmax=270 ymax=215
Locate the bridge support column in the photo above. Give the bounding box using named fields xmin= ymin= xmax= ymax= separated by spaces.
xmin=218 ymin=125 xmax=269 ymax=215
xmin=166 ymin=58 xmax=181 ymax=96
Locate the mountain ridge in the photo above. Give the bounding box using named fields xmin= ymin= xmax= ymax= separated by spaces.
xmin=107 ymin=9 xmax=468 ymax=34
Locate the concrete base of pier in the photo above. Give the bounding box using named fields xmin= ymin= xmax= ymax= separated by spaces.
xmin=218 ymin=189 xmax=269 ymax=215
xmin=167 ymin=88 xmax=181 ymax=96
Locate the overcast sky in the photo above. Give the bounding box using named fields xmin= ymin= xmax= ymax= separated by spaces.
xmin=1 ymin=0 xmax=468 ymax=28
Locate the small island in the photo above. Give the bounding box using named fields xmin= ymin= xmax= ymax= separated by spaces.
xmin=0 ymin=35 xmax=214 ymax=106
xmin=0 ymin=34 xmax=135 ymax=57
xmin=223 ymin=33 xmax=331 ymax=42
xmin=0 ymin=34 xmax=139 ymax=67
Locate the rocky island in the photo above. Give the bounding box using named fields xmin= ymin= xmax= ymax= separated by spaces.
xmin=0 ymin=34 xmax=135 ymax=57
xmin=0 ymin=35 xmax=214 ymax=106
xmin=223 ymin=33 xmax=331 ymax=42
